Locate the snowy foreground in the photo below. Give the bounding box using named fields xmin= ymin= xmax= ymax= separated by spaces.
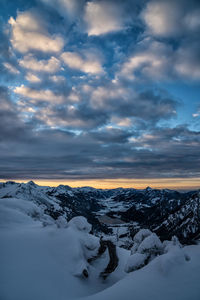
xmin=0 ymin=196 xmax=200 ymax=300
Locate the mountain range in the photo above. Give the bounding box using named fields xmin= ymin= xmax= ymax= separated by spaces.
xmin=0 ymin=181 xmax=199 ymax=246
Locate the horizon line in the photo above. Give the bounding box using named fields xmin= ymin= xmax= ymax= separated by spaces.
xmin=0 ymin=177 xmax=200 ymax=191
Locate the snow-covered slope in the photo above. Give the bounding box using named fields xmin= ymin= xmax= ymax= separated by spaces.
xmin=0 ymin=201 xmax=129 ymax=300
xmin=0 ymin=184 xmax=200 ymax=300
xmin=154 ymin=192 xmax=200 ymax=243
xmin=82 ymin=244 xmax=200 ymax=300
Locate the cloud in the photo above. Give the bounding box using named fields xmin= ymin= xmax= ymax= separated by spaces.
xmin=40 ymin=0 xmax=85 ymax=20
xmin=14 ymin=81 xmax=177 ymax=132
xmin=184 ymin=9 xmax=200 ymax=31
xmin=90 ymin=83 xmax=177 ymax=124
xmin=132 ymin=126 xmax=200 ymax=154
xmin=141 ymin=1 xmax=181 ymax=37
xmin=142 ymin=0 xmax=200 ymax=37
xmin=0 ymin=120 xmax=199 ymax=180
xmin=117 ymin=36 xmax=200 ymax=82
xmin=0 ymin=86 xmax=30 ymax=142
xmin=111 ymin=117 xmax=132 ymax=127
xmin=84 ymin=1 xmax=125 ymax=36
xmin=9 ymin=11 xmax=64 ymax=53
xmin=33 ymin=101 xmax=109 ymax=130
xmin=193 ymin=113 xmax=200 ymax=118
xmin=0 ymin=19 xmax=11 ymax=60
xmin=117 ymin=39 xmax=173 ymax=81
xmin=137 ymin=1 xmax=200 ymax=82
xmin=90 ymin=84 xmax=127 ymax=109
xmin=35 ymin=107 xmax=89 ymax=129
xmin=193 ymin=105 xmax=200 ymax=118
xmin=14 ymin=85 xmax=64 ymax=103
xmin=3 ymin=62 xmax=20 ymax=74
xmin=174 ymin=41 xmax=200 ymax=80
xmin=61 ymin=51 xmax=104 ymax=74
xmin=25 ymin=73 xmax=41 ymax=83
xmin=1 ymin=0 xmax=200 ymax=182
xmin=88 ymin=127 xmax=133 ymax=144
xmin=49 ymin=75 xmax=66 ymax=83
xmin=19 ymin=55 xmax=60 ymax=73
xmin=0 ymin=86 xmax=199 ymax=180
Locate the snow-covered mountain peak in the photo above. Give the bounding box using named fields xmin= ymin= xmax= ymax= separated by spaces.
xmin=0 ymin=181 xmax=199 ymax=244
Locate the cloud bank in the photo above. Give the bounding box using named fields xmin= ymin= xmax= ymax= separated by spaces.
xmin=0 ymin=0 xmax=199 ymax=185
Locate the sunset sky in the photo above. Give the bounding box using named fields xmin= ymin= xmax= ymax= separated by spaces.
xmin=0 ymin=0 xmax=200 ymax=190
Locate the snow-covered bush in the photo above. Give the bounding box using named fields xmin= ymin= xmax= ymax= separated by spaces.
xmin=126 ymin=229 xmax=163 ymax=273
xmin=126 ymin=229 xmax=190 ymax=274
xmin=163 ymin=236 xmax=183 ymax=254
xmin=131 ymin=229 xmax=152 ymax=254
xmin=137 ymin=233 xmax=163 ymax=258
xmin=68 ymin=216 xmax=92 ymax=233
xmin=134 ymin=229 xmax=152 ymax=244
xmin=163 ymin=235 xmax=190 ymax=262
xmin=55 ymin=215 xmax=67 ymax=228
xmin=67 ymin=216 xmax=99 ymax=278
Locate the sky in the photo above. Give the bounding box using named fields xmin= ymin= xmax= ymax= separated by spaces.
xmin=0 ymin=0 xmax=200 ymax=190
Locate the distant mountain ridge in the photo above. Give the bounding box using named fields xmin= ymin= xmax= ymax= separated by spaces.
xmin=0 ymin=181 xmax=200 ymax=245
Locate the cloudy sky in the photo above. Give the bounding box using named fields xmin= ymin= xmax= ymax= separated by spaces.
xmin=0 ymin=0 xmax=200 ymax=189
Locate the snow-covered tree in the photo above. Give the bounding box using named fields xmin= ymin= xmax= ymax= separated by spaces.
xmin=56 ymin=215 xmax=67 ymax=228
xmin=125 ymin=229 xmax=190 ymax=274
xmin=67 ymin=216 xmax=99 ymax=278
xmin=68 ymin=216 xmax=92 ymax=233
xmin=137 ymin=233 xmax=163 ymax=258
xmin=131 ymin=229 xmax=152 ymax=254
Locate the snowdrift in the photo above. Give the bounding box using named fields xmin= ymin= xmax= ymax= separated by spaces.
xmin=0 ymin=190 xmax=200 ymax=300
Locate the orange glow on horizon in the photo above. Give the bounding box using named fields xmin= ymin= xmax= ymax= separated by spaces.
xmin=0 ymin=178 xmax=199 ymax=190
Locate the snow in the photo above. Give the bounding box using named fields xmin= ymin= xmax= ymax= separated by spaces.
xmin=0 ymin=203 xmax=129 ymax=300
xmin=97 ymin=196 xmax=131 ymax=216
xmin=124 ymin=253 xmax=147 ymax=273
xmin=55 ymin=215 xmax=68 ymax=228
xmin=0 ymin=196 xmax=55 ymax=228
xmin=68 ymin=216 xmax=92 ymax=233
xmin=0 ymin=184 xmax=200 ymax=300
xmin=83 ymin=244 xmax=200 ymax=300
xmin=0 ymin=226 xmax=102 ymax=300
xmin=133 ymin=228 xmax=152 ymax=244
xmin=0 ymin=181 xmax=61 ymax=210
xmin=0 ymin=197 xmax=43 ymax=228
xmin=131 ymin=228 xmax=152 ymax=254
xmin=137 ymin=233 xmax=163 ymax=254
xmin=0 ymin=197 xmax=42 ymax=217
